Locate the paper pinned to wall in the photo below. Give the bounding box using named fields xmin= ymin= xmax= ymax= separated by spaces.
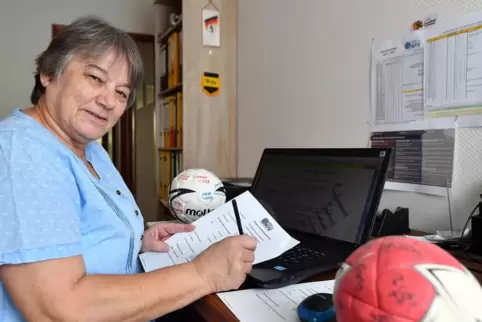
xmin=424 ymin=12 xmax=482 ymax=118
xmin=370 ymin=31 xmax=426 ymax=127
xmin=369 ymin=27 xmax=474 ymax=133
xmin=370 ymin=128 xmax=455 ymax=196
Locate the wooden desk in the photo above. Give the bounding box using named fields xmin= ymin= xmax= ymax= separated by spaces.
xmin=189 ymin=239 xmax=482 ymax=322
xmin=449 ymin=249 xmax=482 ymax=281
xmin=192 ymin=270 xmax=338 ymax=322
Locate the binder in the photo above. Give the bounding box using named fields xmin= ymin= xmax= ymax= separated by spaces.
xmin=172 ymin=31 xmax=180 ymax=85
xmin=159 ymin=150 xmax=167 ymax=199
xmin=163 ymin=98 xmax=171 ymax=147
xmin=170 ymin=96 xmax=176 ymax=147
xmin=177 ymin=92 xmax=183 ymax=147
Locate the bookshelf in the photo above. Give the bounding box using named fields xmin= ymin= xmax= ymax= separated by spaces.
xmin=153 ymin=0 xmax=237 ymax=209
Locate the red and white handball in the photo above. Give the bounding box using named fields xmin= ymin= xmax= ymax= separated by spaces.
xmin=333 ymin=235 xmax=482 ymax=321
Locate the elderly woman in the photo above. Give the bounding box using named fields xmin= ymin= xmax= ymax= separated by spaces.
xmin=0 ymin=16 xmax=256 ymax=322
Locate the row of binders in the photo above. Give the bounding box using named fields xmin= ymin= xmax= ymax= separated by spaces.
xmin=159 ymin=93 xmax=183 ymax=199
xmin=161 ymin=94 xmax=182 ymax=148
xmin=159 ymin=26 xmax=183 ymax=200
xmin=159 ymin=149 xmax=182 ymax=200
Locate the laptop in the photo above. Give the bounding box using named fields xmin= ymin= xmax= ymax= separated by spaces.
xmin=245 ymin=148 xmax=392 ymax=289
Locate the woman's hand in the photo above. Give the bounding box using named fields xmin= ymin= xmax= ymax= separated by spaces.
xmin=141 ymin=223 xmax=195 ymax=252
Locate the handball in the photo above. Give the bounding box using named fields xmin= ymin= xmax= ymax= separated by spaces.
xmin=333 ymin=235 xmax=482 ymax=321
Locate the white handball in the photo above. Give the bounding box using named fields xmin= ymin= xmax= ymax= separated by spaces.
xmin=168 ymin=168 xmax=226 ymax=223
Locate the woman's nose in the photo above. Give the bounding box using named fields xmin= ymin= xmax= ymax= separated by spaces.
xmin=96 ymin=88 xmax=116 ymax=110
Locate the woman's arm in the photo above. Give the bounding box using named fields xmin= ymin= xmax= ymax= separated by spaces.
xmin=0 ymin=235 xmax=256 ymax=322
xmin=1 ymin=255 xmax=207 ymax=322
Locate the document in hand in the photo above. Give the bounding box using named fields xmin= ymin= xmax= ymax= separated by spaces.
xmin=217 ymin=279 xmax=335 ymax=322
xmin=139 ymin=191 xmax=299 ymax=272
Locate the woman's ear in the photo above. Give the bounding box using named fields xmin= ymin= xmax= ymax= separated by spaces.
xmin=39 ymin=73 xmax=53 ymax=87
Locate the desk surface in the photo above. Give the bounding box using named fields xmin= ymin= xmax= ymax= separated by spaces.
xmin=192 ymin=270 xmax=338 ymax=322
xmin=190 ymin=237 xmax=482 ymax=322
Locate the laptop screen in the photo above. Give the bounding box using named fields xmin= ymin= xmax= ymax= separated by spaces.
xmin=250 ymin=149 xmax=391 ymax=245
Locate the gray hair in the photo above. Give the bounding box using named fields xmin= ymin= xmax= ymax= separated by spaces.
xmin=30 ymin=15 xmax=144 ymax=107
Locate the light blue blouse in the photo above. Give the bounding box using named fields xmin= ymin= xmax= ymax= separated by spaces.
xmin=0 ymin=108 xmax=145 ymax=322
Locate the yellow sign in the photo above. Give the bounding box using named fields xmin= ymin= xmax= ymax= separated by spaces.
xmin=202 ymin=72 xmax=220 ymax=96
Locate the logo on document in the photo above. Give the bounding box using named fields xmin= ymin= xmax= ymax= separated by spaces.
xmin=404 ymin=40 xmax=421 ymax=50
xmin=261 ymin=218 xmax=274 ymax=231
xmin=412 ymin=20 xmax=424 ymax=31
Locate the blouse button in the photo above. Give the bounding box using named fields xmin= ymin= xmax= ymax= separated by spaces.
xmin=116 ymin=190 xmax=121 ymax=195
xmin=135 ymin=210 xmax=139 ymax=216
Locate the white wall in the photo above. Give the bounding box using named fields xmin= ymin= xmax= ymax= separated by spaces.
xmin=0 ymin=0 xmax=155 ymax=119
xmin=237 ymin=0 xmax=482 ymax=232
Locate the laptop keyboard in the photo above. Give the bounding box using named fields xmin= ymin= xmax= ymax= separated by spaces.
xmin=279 ymin=245 xmax=326 ymax=266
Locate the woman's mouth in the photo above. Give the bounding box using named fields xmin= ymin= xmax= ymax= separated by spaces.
xmin=85 ymin=110 xmax=107 ymax=122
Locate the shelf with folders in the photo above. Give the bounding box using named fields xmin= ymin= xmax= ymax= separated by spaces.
xmin=158 ymin=16 xmax=183 ymax=200
xmin=158 ymin=14 xmax=182 ymax=96
xmin=155 ymin=0 xmax=238 ymax=211
xmin=158 ymin=92 xmax=183 ymax=200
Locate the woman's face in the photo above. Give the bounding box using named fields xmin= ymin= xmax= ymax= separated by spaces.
xmin=41 ymin=50 xmax=131 ymax=143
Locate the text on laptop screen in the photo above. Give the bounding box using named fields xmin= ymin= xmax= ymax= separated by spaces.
xmin=251 ymin=153 xmax=383 ymax=244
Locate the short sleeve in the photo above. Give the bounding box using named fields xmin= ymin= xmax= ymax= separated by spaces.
xmin=0 ymin=131 xmax=82 ymax=265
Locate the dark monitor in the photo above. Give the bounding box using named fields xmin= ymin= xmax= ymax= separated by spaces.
xmin=249 ymin=148 xmax=392 ymax=245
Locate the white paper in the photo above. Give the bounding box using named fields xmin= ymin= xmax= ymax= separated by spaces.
xmin=455 ymin=114 xmax=482 ymax=128
xmin=424 ymin=12 xmax=482 ymax=115
xmin=404 ymin=235 xmax=437 ymax=243
xmin=371 ymin=116 xmax=456 ymax=132
xmin=384 ymin=181 xmax=448 ymax=197
xmin=202 ymin=8 xmax=220 ymax=47
xmin=370 ymin=31 xmax=426 ymax=126
xmin=217 ymin=280 xmax=335 ymax=322
xmin=139 ymin=191 xmax=299 ymax=272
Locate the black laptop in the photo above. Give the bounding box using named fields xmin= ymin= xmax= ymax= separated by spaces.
xmin=245 ymin=148 xmax=392 ymax=289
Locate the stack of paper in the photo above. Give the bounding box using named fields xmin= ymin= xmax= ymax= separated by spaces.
xmin=217 ymin=280 xmax=336 ymax=322
xmin=139 ymin=191 xmax=299 ymax=272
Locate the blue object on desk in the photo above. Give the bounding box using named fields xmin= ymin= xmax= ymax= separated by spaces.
xmin=297 ymin=293 xmax=336 ymax=322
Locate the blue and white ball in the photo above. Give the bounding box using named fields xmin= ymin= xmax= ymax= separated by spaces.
xmin=168 ymin=168 xmax=226 ymax=223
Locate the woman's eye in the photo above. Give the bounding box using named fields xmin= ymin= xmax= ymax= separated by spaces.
xmin=117 ymin=91 xmax=128 ymax=99
xmin=89 ymin=75 xmax=102 ymax=83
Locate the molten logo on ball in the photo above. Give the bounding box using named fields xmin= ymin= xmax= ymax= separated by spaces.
xmin=185 ymin=208 xmax=214 ymax=218
xmin=333 ymin=236 xmax=482 ymax=321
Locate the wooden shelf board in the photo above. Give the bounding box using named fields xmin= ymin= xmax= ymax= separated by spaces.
xmin=158 ymin=147 xmax=182 ymax=151
xmin=157 ymin=17 xmax=182 ymax=44
xmin=158 ymin=83 xmax=182 ymax=98
xmin=153 ymin=0 xmax=181 ymax=8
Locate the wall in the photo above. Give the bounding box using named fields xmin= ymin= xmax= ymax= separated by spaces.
xmin=0 ymin=0 xmax=155 ymax=119
xmin=182 ymin=0 xmax=237 ymax=178
xmin=237 ymin=0 xmax=482 ymax=232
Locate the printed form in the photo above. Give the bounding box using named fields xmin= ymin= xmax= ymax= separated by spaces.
xmin=371 ymin=31 xmax=425 ymax=125
xmin=139 ymin=191 xmax=299 ymax=272
xmin=424 ymin=12 xmax=482 ymax=116
xmin=217 ymin=280 xmax=335 ymax=322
